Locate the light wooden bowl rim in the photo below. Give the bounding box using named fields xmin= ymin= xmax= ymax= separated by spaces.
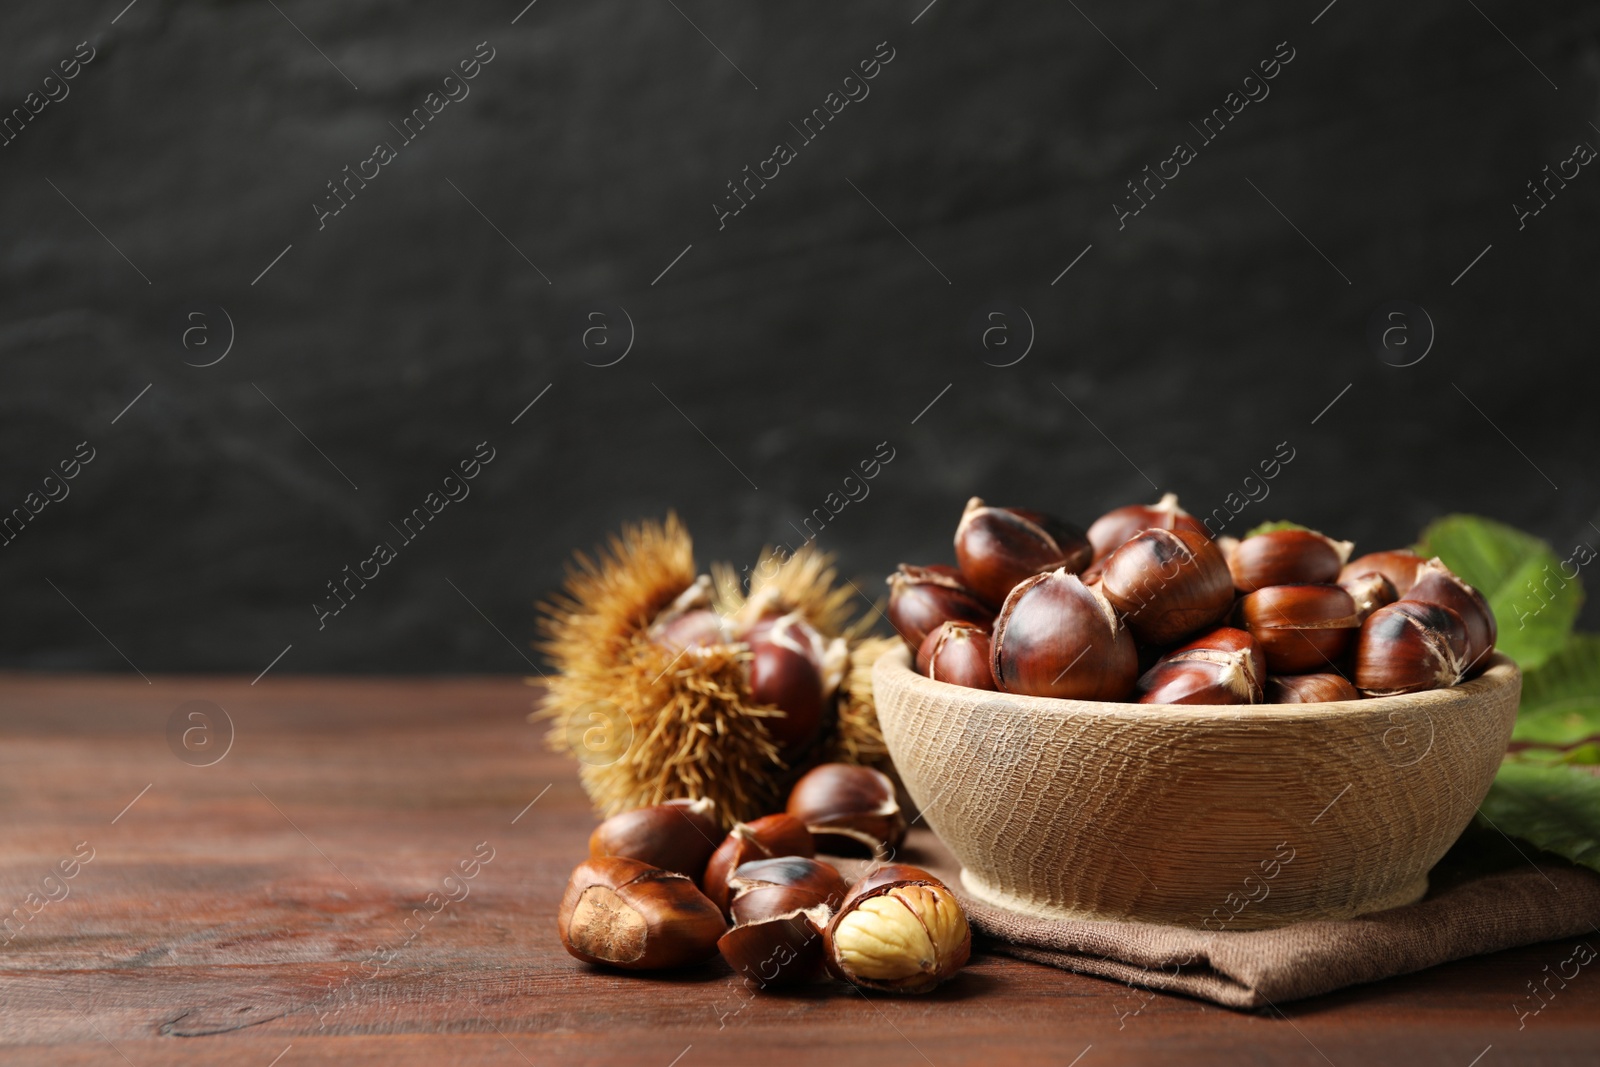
xmin=876 ymin=646 xmax=1521 ymax=721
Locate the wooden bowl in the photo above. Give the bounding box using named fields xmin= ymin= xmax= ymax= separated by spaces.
xmin=872 ymin=648 xmax=1520 ymax=929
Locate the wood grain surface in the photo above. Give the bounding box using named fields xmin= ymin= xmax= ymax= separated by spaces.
xmin=0 ymin=673 xmax=1595 ymax=1066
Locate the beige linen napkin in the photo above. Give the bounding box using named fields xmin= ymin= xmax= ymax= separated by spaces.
xmin=832 ymin=826 xmax=1600 ymax=1010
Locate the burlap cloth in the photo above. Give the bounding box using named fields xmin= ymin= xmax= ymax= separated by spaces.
xmin=830 ymin=825 xmax=1600 ymax=1010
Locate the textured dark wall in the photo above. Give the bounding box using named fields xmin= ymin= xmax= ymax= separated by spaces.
xmin=2 ymin=0 xmax=1597 ymax=674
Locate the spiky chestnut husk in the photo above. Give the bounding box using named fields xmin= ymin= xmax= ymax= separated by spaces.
xmin=829 ymin=636 xmax=901 ymax=769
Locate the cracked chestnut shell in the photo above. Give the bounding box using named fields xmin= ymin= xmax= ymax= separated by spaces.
xmin=588 ymin=797 xmax=720 ymax=882
xmin=953 ymin=497 xmax=1092 ymax=607
xmin=702 ymin=814 xmax=815 ymax=915
xmin=1401 ymin=559 xmax=1496 ymax=676
xmin=1100 ymin=527 xmax=1234 ymax=646
xmin=558 ymin=857 xmax=725 ymax=970
xmin=824 ymin=864 xmax=971 ymax=994
xmin=1228 ymin=529 xmax=1354 ymax=593
xmin=990 ymin=569 xmax=1138 ymax=700
xmin=1339 ymin=549 xmax=1424 ymax=597
xmin=1339 ymin=571 xmax=1398 ymax=624
xmin=786 ymin=763 xmax=906 ymax=856
xmin=1135 ymin=627 xmax=1265 ymax=705
xmin=886 ymin=564 xmax=994 ymax=650
xmin=915 ymin=620 xmax=995 ymax=690
xmin=1355 ymin=600 xmax=1469 ymax=696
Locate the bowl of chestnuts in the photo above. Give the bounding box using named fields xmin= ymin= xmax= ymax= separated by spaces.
xmin=874 ymin=496 xmax=1521 ymax=930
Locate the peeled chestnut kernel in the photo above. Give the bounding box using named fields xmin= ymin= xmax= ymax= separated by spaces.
xmin=1355 ymin=600 xmax=1469 ymax=697
xmin=1266 ymin=673 xmax=1359 ymax=703
xmin=1228 ymin=529 xmax=1354 ymax=593
xmin=747 ymin=614 xmax=828 ymax=757
xmin=1340 ymin=549 xmax=1424 ymax=597
xmin=1402 ymin=559 xmax=1497 ymax=676
xmin=787 ymin=763 xmax=906 ymax=856
xmin=718 ymin=903 xmax=834 ymax=990
xmin=990 ymin=569 xmax=1139 ymax=700
xmin=953 ymin=497 xmax=1092 ymax=607
xmin=1100 ymin=528 xmax=1235 ymax=646
xmin=558 ymin=857 xmax=726 ymax=970
xmin=885 ymin=564 xmax=994 ymax=650
xmin=588 ymin=798 xmax=720 ymax=881
xmin=915 ymin=621 xmax=996 ymax=691
xmin=1340 ymin=571 xmax=1397 ymax=623
xmin=825 ymin=864 xmax=971 ymax=994
xmin=728 ymin=856 xmax=849 ymax=923
xmin=1237 ymin=584 xmax=1361 ymax=675
xmin=1135 ymin=627 xmax=1264 ymax=705
xmin=703 ymin=814 xmax=816 ymax=915
xmin=1086 ymin=492 xmax=1209 ymax=559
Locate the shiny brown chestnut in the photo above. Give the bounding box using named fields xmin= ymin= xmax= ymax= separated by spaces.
xmin=1228 ymin=529 xmax=1354 ymax=593
xmin=717 ymin=903 xmax=833 ymax=990
xmin=1237 ymin=584 xmax=1361 ymax=675
xmin=1086 ymin=492 xmax=1210 ymax=559
xmin=558 ymin=857 xmax=726 ymax=970
xmin=588 ymin=798 xmax=721 ymax=881
xmin=990 ymin=569 xmax=1139 ymax=700
xmin=702 ymin=814 xmax=816 ymax=915
xmin=915 ymin=621 xmax=995 ymax=691
xmin=1402 ymin=559 xmax=1497 ymax=676
xmin=1355 ymin=600 xmax=1469 ymax=696
xmin=1339 ymin=550 xmax=1425 ymax=596
xmin=1100 ymin=528 xmax=1235 ymax=646
xmin=747 ymin=613 xmax=828 ymax=756
xmin=953 ymin=497 xmax=1093 ymax=607
xmin=824 ymin=864 xmax=971 ymax=994
xmin=1339 ymin=571 xmax=1397 ymax=623
xmin=786 ymin=763 xmax=906 ymax=856
xmin=885 ymin=564 xmax=994 ymax=650
xmin=728 ymin=856 xmax=849 ymax=923
xmin=1266 ymin=673 xmax=1360 ymax=703
xmin=1135 ymin=627 xmax=1265 ymax=705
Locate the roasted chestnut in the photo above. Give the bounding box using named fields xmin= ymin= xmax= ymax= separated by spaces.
xmin=1266 ymin=673 xmax=1360 ymax=703
xmin=1099 ymin=528 xmax=1234 ymax=646
xmin=786 ymin=763 xmax=906 ymax=856
xmin=1085 ymin=492 xmax=1209 ymax=559
xmin=1354 ymin=600 xmax=1469 ymax=696
xmin=953 ymin=497 xmax=1092 ymax=607
xmin=588 ymin=798 xmax=720 ymax=880
xmin=915 ymin=621 xmax=995 ymax=690
xmin=1236 ymin=584 xmax=1360 ymax=675
xmin=1402 ymin=559 xmax=1496 ymax=675
xmin=824 ymin=864 xmax=971 ymax=994
xmin=558 ymin=857 xmax=726 ymax=970
xmin=1228 ymin=529 xmax=1354 ymax=593
xmin=703 ymin=814 xmax=816 ymax=915
xmin=990 ymin=569 xmax=1139 ymax=700
xmin=1135 ymin=626 xmax=1265 ymax=705
xmin=886 ymin=564 xmax=994 ymax=650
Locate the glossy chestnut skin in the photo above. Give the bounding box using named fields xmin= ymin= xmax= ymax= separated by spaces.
xmin=1227 ymin=529 xmax=1354 ymax=593
xmin=718 ymin=904 xmax=833 ymax=989
xmin=1236 ymin=584 xmax=1360 ymax=675
xmin=1100 ymin=528 xmax=1235 ymax=646
xmin=1266 ymin=673 xmax=1360 ymax=703
xmin=1086 ymin=492 xmax=1209 ymax=559
xmin=1134 ymin=627 xmax=1265 ymax=705
xmin=1354 ymin=600 xmax=1469 ymax=696
xmin=558 ymin=857 xmax=726 ymax=970
xmin=885 ymin=564 xmax=994 ymax=650
xmin=953 ymin=497 xmax=1092 ymax=608
xmin=1402 ymin=559 xmax=1496 ymax=676
xmin=1339 ymin=550 xmax=1424 ymax=597
xmin=823 ymin=864 xmax=971 ymax=994
xmin=727 ymin=856 xmax=849 ymax=923
xmin=702 ymin=814 xmax=816 ymax=915
xmin=1339 ymin=571 xmax=1398 ymax=623
xmin=588 ymin=798 xmax=721 ymax=881
xmin=786 ymin=763 xmax=906 ymax=856
xmin=747 ymin=615 xmax=827 ymax=756
xmin=915 ymin=621 xmax=995 ymax=691
xmin=990 ymin=569 xmax=1139 ymax=700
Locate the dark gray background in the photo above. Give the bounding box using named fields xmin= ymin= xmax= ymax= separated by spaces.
xmin=3 ymin=0 xmax=1596 ymax=675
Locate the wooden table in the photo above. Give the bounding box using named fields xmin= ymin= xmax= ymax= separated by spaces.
xmin=2 ymin=675 xmax=1595 ymax=1066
